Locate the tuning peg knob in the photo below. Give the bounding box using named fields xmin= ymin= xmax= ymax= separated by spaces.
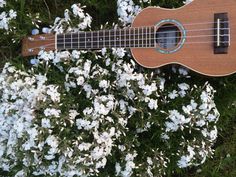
xmin=31 ymin=29 xmax=39 ymax=35
xmin=42 ymin=27 xmax=50 ymax=34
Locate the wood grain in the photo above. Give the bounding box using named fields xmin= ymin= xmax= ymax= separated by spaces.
xmin=21 ymin=34 xmax=55 ymax=57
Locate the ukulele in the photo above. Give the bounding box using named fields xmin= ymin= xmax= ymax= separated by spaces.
xmin=21 ymin=0 xmax=236 ymax=76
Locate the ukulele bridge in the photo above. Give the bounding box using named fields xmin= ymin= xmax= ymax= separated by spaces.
xmin=214 ymin=13 xmax=229 ymax=54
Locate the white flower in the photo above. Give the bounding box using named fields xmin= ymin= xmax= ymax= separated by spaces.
xmin=38 ymin=50 xmax=55 ymax=61
xmin=196 ymin=120 xmax=206 ymax=127
xmin=46 ymin=85 xmax=60 ymax=102
xmin=99 ymin=80 xmax=109 ymax=90
xmin=182 ymin=105 xmax=193 ymax=114
xmin=206 ymin=113 xmax=218 ymax=122
xmin=77 ymin=76 xmax=85 ymax=85
xmin=165 ymin=121 xmax=179 ymax=132
xmin=41 ymin=118 xmax=51 ymax=128
xmin=148 ymin=99 xmax=158 ymax=110
xmin=9 ymin=9 xmax=17 ymax=19
xmin=147 ymin=157 xmax=153 ymax=165
xmin=200 ymin=91 xmax=209 ymax=102
xmin=209 ymin=126 xmax=218 ymax=141
xmin=78 ymin=142 xmax=92 ymax=151
xmin=165 ymin=110 xmax=191 ymax=132
xmin=0 ymin=0 xmax=6 ymax=7
xmin=178 ymin=67 xmax=189 ymax=76
xmin=46 ymin=135 xmax=58 ymax=148
xmin=178 ymin=83 xmax=190 ymax=97
xmin=83 ymin=84 xmax=92 ymax=98
xmin=72 ymin=50 xmax=80 ymax=59
xmin=76 ymin=118 xmax=91 ymax=130
xmin=142 ymin=83 xmax=157 ymax=96
xmin=78 ymin=15 xmax=92 ymax=30
xmin=71 ymin=4 xmax=85 ymax=18
xmin=168 ymin=90 xmax=178 ymax=99
xmin=117 ymin=0 xmax=141 ymax=25
xmin=14 ymin=170 xmax=25 ymax=177
xmin=44 ymin=108 xmax=61 ymax=117
xmin=112 ymin=48 xmax=126 ymax=58
xmin=115 ymin=163 xmax=121 ymax=175
xmin=91 ymin=146 xmax=104 ymax=160
xmin=177 ymin=155 xmax=191 ymax=168
xmin=69 ymin=110 xmax=79 ymax=120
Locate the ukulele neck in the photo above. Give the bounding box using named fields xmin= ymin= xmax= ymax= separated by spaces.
xmin=56 ymin=26 xmax=156 ymax=50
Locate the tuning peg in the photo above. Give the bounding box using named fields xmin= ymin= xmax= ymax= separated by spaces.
xmin=31 ymin=29 xmax=39 ymax=35
xmin=42 ymin=27 xmax=50 ymax=34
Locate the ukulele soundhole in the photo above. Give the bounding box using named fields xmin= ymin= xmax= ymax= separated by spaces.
xmin=156 ymin=24 xmax=181 ymax=49
xmin=155 ymin=19 xmax=186 ymax=54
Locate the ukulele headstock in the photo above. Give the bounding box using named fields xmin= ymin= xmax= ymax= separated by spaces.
xmin=21 ymin=33 xmax=55 ymax=57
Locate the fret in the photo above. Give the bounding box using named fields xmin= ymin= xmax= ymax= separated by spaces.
xmin=142 ymin=28 xmax=144 ymax=47
xmin=79 ymin=32 xmax=85 ymax=49
xmin=86 ymin=32 xmax=92 ymax=49
xmin=130 ymin=28 xmax=134 ymax=47
xmin=109 ymin=30 xmax=111 ymax=48
xmin=137 ymin=27 xmax=143 ymax=47
xmin=85 ymin=32 xmax=86 ymax=49
xmin=126 ymin=28 xmax=130 ymax=47
xmin=91 ymin=31 xmax=93 ymax=48
xmin=152 ymin=26 xmax=157 ymax=48
xmin=146 ymin=27 xmax=149 ymax=47
xmin=110 ymin=30 xmax=115 ymax=47
xmin=92 ymin=31 xmax=98 ymax=49
xmin=137 ymin=28 xmax=139 ymax=47
xmin=70 ymin=33 xmax=72 ymax=49
xmin=78 ymin=32 xmax=80 ymax=49
xmin=105 ymin=30 xmax=109 ymax=48
xmin=133 ymin=28 xmax=136 ymax=47
xmin=57 ymin=34 xmax=64 ymax=49
xmin=124 ymin=28 xmax=126 ymax=48
xmin=117 ymin=29 xmax=121 ymax=47
xmin=103 ymin=30 xmax=106 ymax=48
xmin=119 ymin=29 xmax=122 ymax=48
xmin=65 ymin=33 xmax=71 ymax=49
xmin=97 ymin=31 xmax=99 ymax=48
xmin=120 ymin=29 xmax=125 ymax=47
xmin=115 ymin=29 xmax=119 ymax=47
xmin=149 ymin=27 xmax=152 ymax=48
xmin=63 ymin=34 xmax=65 ymax=49
xmin=72 ymin=33 xmax=78 ymax=49
xmin=143 ymin=27 xmax=147 ymax=47
xmin=99 ymin=31 xmax=104 ymax=48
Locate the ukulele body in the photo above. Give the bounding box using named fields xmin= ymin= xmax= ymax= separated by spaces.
xmin=131 ymin=0 xmax=236 ymax=76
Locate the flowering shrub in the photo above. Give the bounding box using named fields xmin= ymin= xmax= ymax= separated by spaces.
xmin=0 ymin=1 xmax=221 ymax=176
xmin=0 ymin=0 xmax=16 ymax=31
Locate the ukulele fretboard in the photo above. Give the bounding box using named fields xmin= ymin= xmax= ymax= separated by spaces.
xmin=56 ymin=26 xmax=156 ymax=50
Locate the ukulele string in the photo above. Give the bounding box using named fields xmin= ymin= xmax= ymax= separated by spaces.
xmin=29 ymin=27 xmax=231 ymax=43
xmin=29 ymin=40 xmax=232 ymax=51
xmin=31 ymin=33 xmax=231 ymax=49
xmin=37 ymin=33 xmax=230 ymax=43
xmin=30 ymin=21 xmax=231 ymax=41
